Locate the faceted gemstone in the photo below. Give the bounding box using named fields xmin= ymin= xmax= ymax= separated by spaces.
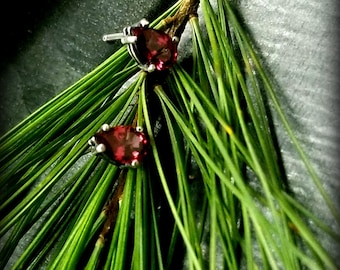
xmin=130 ymin=27 xmax=178 ymax=71
xmin=94 ymin=126 xmax=148 ymax=166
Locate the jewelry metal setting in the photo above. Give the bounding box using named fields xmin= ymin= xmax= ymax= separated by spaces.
xmin=88 ymin=124 xmax=148 ymax=167
xmin=102 ymin=19 xmax=178 ymax=72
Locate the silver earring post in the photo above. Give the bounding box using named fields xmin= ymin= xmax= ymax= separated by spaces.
xmin=102 ymin=33 xmax=137 ymax=44
xmin=102 ymin=18 xmax=149 ymax=44
xmin=102 ymin=32 xmax=124 ymax=42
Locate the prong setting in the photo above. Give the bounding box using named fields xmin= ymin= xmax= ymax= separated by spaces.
xmin=172 ymin=36 xmax=180 ymax=43
xmin=146 ymin=64 xmax=156 ymax=73
xmin=96 ymin=144 xmax=106 ymax=153
xmin=102 ymin=19 xmax=178 ymax=72
xmin=88 ymin=125 xmax=148 ymax=167
xmin=139 ymin=18 xmax=149 ymax=28
xmin=135 ymin=126 xmax=143 ymax=132
xmin=101 ymin=124 xmax=110 ymax=132
xmin=131 ymin=160 xmax=139 ymax=167
xmin=88 ymin=137 xmax=97 ymax=147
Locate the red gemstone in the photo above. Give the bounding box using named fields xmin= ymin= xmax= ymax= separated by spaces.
xmin=94 ymin=126 xmax=148 ymax=166
xmin=130 ymin=27 xmax=178 ymax=71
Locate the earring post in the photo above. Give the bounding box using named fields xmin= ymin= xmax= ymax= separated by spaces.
xmin=102 ymin=33 xmax=125 ymax=42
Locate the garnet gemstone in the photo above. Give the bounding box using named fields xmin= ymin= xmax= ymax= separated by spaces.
xmin=94 ymin=126 xmax=148 ymax=166
xmin=129 ymin=27 xmax=178 ymax=71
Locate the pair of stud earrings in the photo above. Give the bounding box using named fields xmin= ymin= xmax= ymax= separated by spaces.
xmin=88 ymin=19 xmax=179 ymax=167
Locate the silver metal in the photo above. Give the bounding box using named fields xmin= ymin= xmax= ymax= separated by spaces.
xmin=101 ymin=123 xmax=110 ymax=132
xmin=102 ymin=18 xmax=149 ymax=44
xmin=88 ymin=137 xmax=96 ymax=146
xmin=96 ymin=144 xmax=106 ymax=153
xmin=102 ymin=18 xmax=160 ymax=73
xmin=146 ymin=64 xmax=156 ymax=73
xmin=135 ymin=126 xmax=143 ymax=132
xmin=102 ymin=33 xmax=137 ymax=44
xmin=121 ymin=36 xmax=138 ymax=44
xmin=172 ymin=36 xmax=180 ymax=43
xmin=88 ymin=124 xmax=110 ymax=154
xmin=139 ymin=18 xmax=149 ymax=27
xmin=131 ymin=160 xmax=139 ymax=167
xmin=102 ymin=32 xmax=125 ymax=42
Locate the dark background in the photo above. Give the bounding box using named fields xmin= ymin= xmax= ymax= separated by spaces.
xmin=0 ymin=0 xmax=176 ymax=134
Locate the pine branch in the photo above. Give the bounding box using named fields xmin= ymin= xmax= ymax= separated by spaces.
xmin=0 ymin=0 xmax=338 ymax=269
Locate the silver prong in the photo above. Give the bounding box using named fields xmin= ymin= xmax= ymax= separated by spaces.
xmin=96 ymin=144 xmax=106 ymax=153
xmin=139 ymin=18 xmax=149 ymax=27
xmin=131 ymin=160 xmax=139 ymax=167
xmin=147 ymin=64 xmax=156 ymax=73
xmin=88 ymin=137 xmax=97 ymax=146
xmin=121 ymin=36 xmax=138 ymax=44
xmin=102 ymin=33 xmax=125 ymax=42
xmin=172 ymin=36 xmax=180 ymax=43
xmin=101 ymin=124 xmax=110 ymax=132
xmin=135 ymin=126 xmax=143 ymax=132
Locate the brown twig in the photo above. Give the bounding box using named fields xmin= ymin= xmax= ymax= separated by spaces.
xmin=98 ymin=169 xmax=127 ymax=242
xmin=163 ymin=0 xmax=200 ymax=38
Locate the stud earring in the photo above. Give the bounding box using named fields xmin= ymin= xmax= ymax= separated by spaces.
xmin=88 ymin=124 xmax=148 ymax=167
xmin=102 ymin=19 xmax=179 ymax=72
